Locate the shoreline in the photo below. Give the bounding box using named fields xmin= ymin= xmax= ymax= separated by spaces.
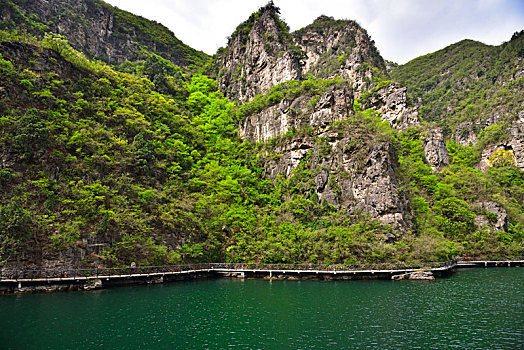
xmin=1 ymin=260 xmax=522 ymax=294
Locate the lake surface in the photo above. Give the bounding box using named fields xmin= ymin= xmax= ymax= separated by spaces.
xmin=1 ymin=268 xmax=522 ymax=349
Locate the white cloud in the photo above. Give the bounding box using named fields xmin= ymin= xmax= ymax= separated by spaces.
xmin=105 ymin=0 xmax=524 ymax=63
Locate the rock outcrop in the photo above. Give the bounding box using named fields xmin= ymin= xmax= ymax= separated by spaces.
xmin=221 ymin=4 xmax=416 ymax=229
xmin=293 ymin=15 xmax=386 ymax=90
xmin=423 ymin=128 xmax=449 ymax=170
xmin=216 ymin=7 xmax=388 ymax=103
xmin=264 ymin=130 xmax=411 ymax=230
xmin=216 ymin=4 xmax=302 ymax=103
xmin=358 ymin=82 xmax=419 ymax=130
xmin=392 ymin=271 xmax=435 ymax=281
xmin=475 ymin=113 xmax=524 ymax=172
xmin=239 ymin=85 xmax=353 ymax=142
xmin=1 ymin=0 xmax=207 ymax=66
xmin=473 ymin=202 xmax=508 ymax=232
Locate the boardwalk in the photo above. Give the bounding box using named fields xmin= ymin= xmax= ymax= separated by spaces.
xmin=1 ymin=261 xmax=456 ymax=292
xmin=1 ymin=259 xmax=521 ymax=293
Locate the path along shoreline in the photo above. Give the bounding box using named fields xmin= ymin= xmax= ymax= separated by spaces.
xmin=0 ymin=260 xmax=522 ymax=294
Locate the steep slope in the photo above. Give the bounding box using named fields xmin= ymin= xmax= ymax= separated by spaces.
xmin=216 ymin=4 xmax=419 ymax=229
xmin=217 ymin=5 xmax=419 ymax=138
xmin=0 ymin=2 xmax=522 ymax=271
xmin=293 ymin=15 xmax=386 ymax=84
xmin=215 ymin=5 xmax=395 ymax=103
xmin=215 ymin=3 xmax=303 ymax=103
xmin=0 ymin=0 xmax=209 ymax=68
xmin=214 ymin=3 xmax=523 ymax=258
xmin=0 ymin=38 xmax=414 ymax=269
xmin=391 ymin=32 xmax=524 ymax=170
xmin=391 ymin=33 xmax=523 ymax=127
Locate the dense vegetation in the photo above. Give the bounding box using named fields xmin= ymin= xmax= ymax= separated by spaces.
xmin=0 ymin=0 xmax=209 ymax=69
xmin=0 ymin=3 xmax=522 ymax=269
xmin=0 ymin=35 xmax=403 ymax=266
xmin=391 ymin=31 xmax=524 ymax=137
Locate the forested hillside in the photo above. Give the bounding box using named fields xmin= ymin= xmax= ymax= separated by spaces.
xmin=391 ymin=31 xmax=524 ymax=148
xmin=0 ymin=0 xmax=209 ymax=68
xmin=0 ymin=1 xmax=522 ymax=270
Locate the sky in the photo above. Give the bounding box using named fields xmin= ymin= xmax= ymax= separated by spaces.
xmin=104 ymin=0 xmax=524 ymax=64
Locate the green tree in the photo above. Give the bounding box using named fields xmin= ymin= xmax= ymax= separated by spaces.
xmin=12 ymin=108 xmax=50 ymax=160
xmin=0 ymin=201 xmax=32 ymax=261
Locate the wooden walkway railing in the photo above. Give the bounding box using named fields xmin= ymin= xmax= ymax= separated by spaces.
xmin=0 ymin=260 xmax=458 ymax=281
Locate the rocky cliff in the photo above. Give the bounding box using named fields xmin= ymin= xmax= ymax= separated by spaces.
xmin=218 ymin=3 xmax=523 ymax=235
xmin=216 ymin=6 xmax=390 ymax=104
xmin=264 ymin=130 xmax=411 ymax=231
xmin=215 ymin=3 xmax=303 ymax=103
xmin=220 ymin=4 xmax=418 ymax=229
xmin=216 ymin=3 xmax=426 ymax=230
xmin=0 ymin=0 xmax=208 ymax=67
xmin=0 ymin=1 xmax=522 ymax=269
xmin=293 ymin=16 xmax=385 ymax=86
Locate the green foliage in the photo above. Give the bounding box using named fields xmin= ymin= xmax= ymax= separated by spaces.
xmin=395 ymin=126 xmax=523 ymax=258
xmin=41 ymin=33 xmax=115 ymax=76
xmin=447 ymin=139 xmax=479 ymax=167
xmin=0 ymin=1 xmax=49 ymax=34
xmin=391 ymin=35 xmax=524 ymax=136
xmin=477 ymin=124 xmax=510 ymax=150
xmin=433 ymin=197 xmax=476 ymax=238
xmin=1 ymin=0 xmax=209 ymax=70
xmin=12 ymin=108 xmax=50 ymax=160
xmin=0 ymin=20 xmax=522 ymax=269
xmin=0 ymin=201 xmax=32 ymax=262
xmin=488 ymin=149 xmax=515 ymax=168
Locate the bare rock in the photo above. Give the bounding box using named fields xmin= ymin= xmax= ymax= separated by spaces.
xmin=424 ymin=128 xmax=449 ymax=170
xmin=359 ymin=83 xmax=420 ymax=130
xmin=350 ymin=143 xmax=410 ymax=229
xmin=474 ymin=202 xmax=508 ymax=232
xmin=392 ymin=271 xmax=435 ymax=281
xmin=239 ymin=86 xmax=353 ymax=142
xmin=216 ymin=5 xmax=302 ymax=103
xmin=265 ymin=136 xmax=411 ymax=230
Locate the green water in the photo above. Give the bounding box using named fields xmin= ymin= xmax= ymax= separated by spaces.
xmin=0 ymin=268 xmax=522 ymax=349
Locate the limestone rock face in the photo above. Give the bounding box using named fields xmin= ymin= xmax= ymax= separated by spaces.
xmin=216 ymin=11 xmax=388 ymax=104
xmin=477 ymin=113 xmax=524 ymax=172
xmin=359 ymin=83 xmax=419 ymax=130
xmin=454 ymin=121 xmax=479 ymax=146
xmin=474 ymin=202 xmax=508 ymax=232
xmin=293 ymin=15 xmax=386 ymax=93
xmin=221 ymin=8 xmax=416 ymax=228
xmin=508 ymin=115 xmax=524 ymax=171
xmin=423 ymin=128 xmax=449 ymax=170
xmin=216 ymin=5 xmax=302 ymax=103
xmin=265 ymin=134 xmax=411 ymax=230
xmin=351 ymin=143 xmax=410 ymax=229
xmin=239 ymin=86 xmax=353 ymax=142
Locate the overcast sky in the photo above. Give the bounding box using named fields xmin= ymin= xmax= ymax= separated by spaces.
xmin=104 ymin=0 xmax=524 ymax=64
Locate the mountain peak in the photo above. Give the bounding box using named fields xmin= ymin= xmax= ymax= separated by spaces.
xmin=216 ymin=2 xmax=302 ymax=102
xmin=216 ymin=5 xmax=389 ymax=102
xmin=227 ymin=1 xmax=290 ymax=47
